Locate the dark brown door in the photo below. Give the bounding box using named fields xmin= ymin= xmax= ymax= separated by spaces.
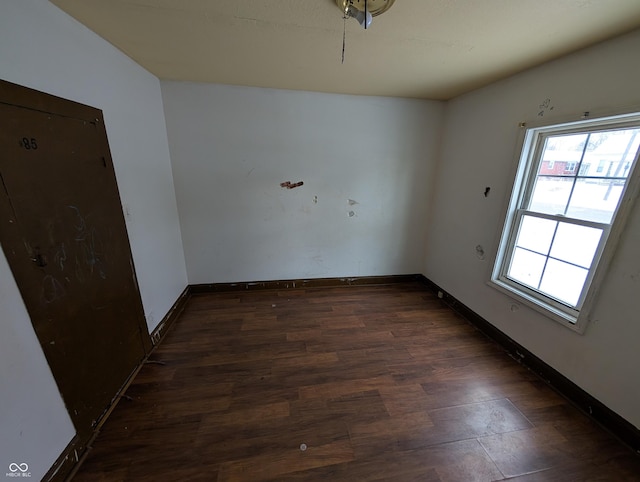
xmin=0 ymin=81 xmax=151 ymax=439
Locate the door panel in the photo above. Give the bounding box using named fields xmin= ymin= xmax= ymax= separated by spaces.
xmin=0 ymin=81 xmax=150 ymax=437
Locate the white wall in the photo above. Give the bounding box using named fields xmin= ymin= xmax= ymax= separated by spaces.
xmin=0 ymin=1 xmax=187 ymax=479
xmin=162 ymin=81 xmax=443 ymax=284
xmin=425 ymin=29 xmax=640 ymax=428
xmin=0 ymin=253 xmax=72 ymax=481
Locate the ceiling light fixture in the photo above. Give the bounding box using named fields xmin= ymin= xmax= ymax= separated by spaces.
xmin=345 ymin=4 xmax=372 ymax=29
xmin=338 ymin=0 xmax=396 ymax=63
xmin=336 ymin=0 xmax=396 ymax=29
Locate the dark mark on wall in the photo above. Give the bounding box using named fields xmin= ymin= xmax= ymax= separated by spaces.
xmin=484 ymin=187 xmax=491 ymax=197
xmin=280 ymin=181 xmax=304 ymax=189
xmin=537 ymin=98 xmax=554 ymax=117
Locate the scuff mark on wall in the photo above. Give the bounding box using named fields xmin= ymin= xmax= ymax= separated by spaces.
xmin=348 ymin=199 xmax=358 ymax=217
xmin=537 ymin=98 xmax=554 ymax=117
xmin=280 ymin=181 xmax=304 ymax=189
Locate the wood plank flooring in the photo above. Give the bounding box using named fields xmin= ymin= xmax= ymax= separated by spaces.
xmin=71 ymin=282 xmax=640 ymax=481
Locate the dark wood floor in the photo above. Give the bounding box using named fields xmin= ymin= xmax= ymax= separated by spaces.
xmin=72 ymin=282 xmax=640 ymax=481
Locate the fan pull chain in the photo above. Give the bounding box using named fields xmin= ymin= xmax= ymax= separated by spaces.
xmin=342 ymin=11 xmax=347 ymax=63
xmin=364 ymin=0 xmax=367 ymax=30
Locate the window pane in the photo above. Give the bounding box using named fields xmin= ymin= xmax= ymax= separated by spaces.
xmin=528 ymin=177 xmax=573 ymax=215
xmin=539 ymin=259 xmax=588 ymax=307
xmin=508 ymin=248 xmax=546 ymax=289
xmin=580 ymin=128 xmax=640 ymax=179
xmin=565 ymin=178 xmax=624 ymax=223
xmin=515 ymin=215 xmax=556 ymax=254
xmin=539 ymin=133 xmax=588 ymax=176
xmin=549 ymin=223 xmax=602 ymax=268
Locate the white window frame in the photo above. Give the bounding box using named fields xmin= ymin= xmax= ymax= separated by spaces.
xmin=490 ymin=111 xmax=640 ymax=333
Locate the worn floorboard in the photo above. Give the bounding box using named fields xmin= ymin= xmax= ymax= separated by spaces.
xmin=72 ymin=283 xmax=640 ymax=481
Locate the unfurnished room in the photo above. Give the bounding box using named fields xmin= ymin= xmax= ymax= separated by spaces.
xmin=1 ymin=1 xmax=640 ymax=480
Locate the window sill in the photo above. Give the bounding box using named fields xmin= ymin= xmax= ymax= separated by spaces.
xmin=487 ymin=278 xmax=587 ymax=334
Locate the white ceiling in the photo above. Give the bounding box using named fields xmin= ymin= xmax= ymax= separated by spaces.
xmin=50 ymin=0 xmax=640 ymax=100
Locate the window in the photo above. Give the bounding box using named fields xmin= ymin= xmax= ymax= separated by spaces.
xmin=491 ymin=113 xmax=640 ymax=331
